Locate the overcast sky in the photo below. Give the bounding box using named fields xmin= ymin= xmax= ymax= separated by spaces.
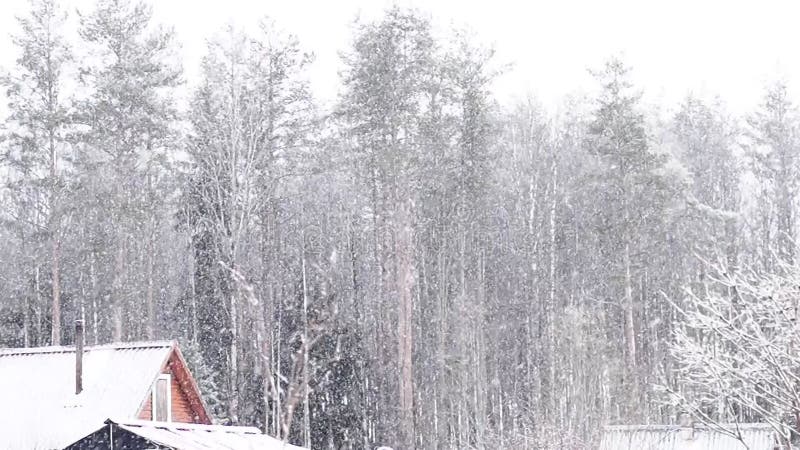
xmin=1 ymin=0 xmax=799 ymax=114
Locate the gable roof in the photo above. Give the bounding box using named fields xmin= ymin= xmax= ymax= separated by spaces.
xmin=0 ymin=340 xmax=206 ymax=450
xmin=599 ymin=423 xmax=778 ymax=450
xmin=66 ymin=419 xmax=308 ymax=450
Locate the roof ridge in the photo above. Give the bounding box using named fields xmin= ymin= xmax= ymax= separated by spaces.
xmin=0 ymin=340 xmax=175 ymax=355
xmin=109 ymin=418 xmax=263 ymax=434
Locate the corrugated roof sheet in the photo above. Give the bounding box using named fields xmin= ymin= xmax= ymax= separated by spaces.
xmin=0 ymin=341 xmax=174 ymax=450
xmin=108 ymin=419 xmax=308 ymax=450
xmin=599 ymin=423 xmax=778 ymax=450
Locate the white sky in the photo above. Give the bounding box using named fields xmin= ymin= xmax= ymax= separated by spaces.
xmin=1 ymin=0 xmax=800 ymax=114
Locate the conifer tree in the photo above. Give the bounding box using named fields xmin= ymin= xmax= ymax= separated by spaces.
xmin=76 ymin=0 xmax=181 ymax=341
xmin=2 ymin=0 xmax=72 ymax=345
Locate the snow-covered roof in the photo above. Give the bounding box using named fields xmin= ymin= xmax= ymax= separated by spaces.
xmin=67 ymin=418 xmax=308 ymax=450
xmin=0 ymin=341 xmax=175 ymax=450
xmin=599 ymin=423 xmax=778 ymax=450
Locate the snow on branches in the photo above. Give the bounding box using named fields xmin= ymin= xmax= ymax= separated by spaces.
xmin=663 ymin=260 xmax=800 ymax=444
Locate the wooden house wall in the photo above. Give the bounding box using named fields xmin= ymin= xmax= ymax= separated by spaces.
xmin=138 ymin=353 xmax=203 ymax=423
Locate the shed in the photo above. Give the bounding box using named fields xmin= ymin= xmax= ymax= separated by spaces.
xmin=64 ymin=418 xmax=308 ymax=450
xmin=599 ymin=423 xmax=780 ymax=450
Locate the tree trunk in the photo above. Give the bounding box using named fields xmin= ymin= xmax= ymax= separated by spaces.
xmin=49 ymin=125 xmax=61 ymax=346
xmin=112 ymin=242 xmax=124 ymax=342
xmin=35 ymin=265 xmax=43 ymax=344
xmin=779 ymin=185 xmax=794 ymax=265
xmin=229 ymin=283 xmax=239 ymax=422
xmin=623 ymin=241 xmax=636 ymax=369
xmin=301 ymin=247 xmax=311 ymax=447
xmin=146 ymin=173 xmax=156 ymax=340
xmin=90 ymin=250 xmax=99 ymax=345
xmin=146 ymin=224 xmax=156 ymax=340
xmin=396 ymin=198 xmax=415 ymax=449
xmin=51 ymin=236 xmax=61 ymax=345
xmin=545 ymin=158 xmax=558 ymax=419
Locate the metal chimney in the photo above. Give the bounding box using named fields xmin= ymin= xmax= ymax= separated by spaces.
xmin=75 ymin=319 xmax=84 ymax=395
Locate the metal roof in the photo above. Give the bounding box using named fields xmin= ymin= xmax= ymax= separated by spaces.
xmin=75 ymin=419 xmax=307 ymax=450
xmin=599 ymin=423 xmax=778 ymax=450
xmin=0 ymin=341 xmax=175 ymax=450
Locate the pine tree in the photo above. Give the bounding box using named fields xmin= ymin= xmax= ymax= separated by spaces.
xmin=585 ymin=58 xmax=685 ymax=419
xmin=181 ymin=339 xmax=228 ymax=423
xmin=76 ymin=0 xmax=181 ymax=341
xmin=338 ymin=9 xmax=435 ymax=446
xmin=747 ymin=81 xmax=800 ymax=267
xmin=308 ymin=314 xmax=366 ymax=449
xmin=672 ymin=96 xmax=741 ymax=286
xmin=1 ymin=0 xmax=72 ymax=345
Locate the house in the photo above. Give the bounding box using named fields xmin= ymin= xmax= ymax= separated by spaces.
xmin=0 ymin=322 xmax=210 ymax=449
xmin=599 ymin=423 xmax=780 ymax=450
xmin=64 ymin=418 xmax=306 ymax=450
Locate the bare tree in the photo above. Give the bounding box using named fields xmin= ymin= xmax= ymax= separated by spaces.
xmin=186 ymin=19 xmax=314 ymax=424
xmin=665 ymin=260 xmax=800 ymax=446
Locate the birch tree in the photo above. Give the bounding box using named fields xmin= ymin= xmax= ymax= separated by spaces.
xmin=184 ymin=20 xmax=315 ymax=425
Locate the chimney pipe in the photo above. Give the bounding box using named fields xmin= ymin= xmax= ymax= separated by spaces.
xmin=75 ymin=320 xmax=84 ymax=395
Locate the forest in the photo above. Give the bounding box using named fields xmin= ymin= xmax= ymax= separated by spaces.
xmin=2 ymin=0 xmax=800 ymax=448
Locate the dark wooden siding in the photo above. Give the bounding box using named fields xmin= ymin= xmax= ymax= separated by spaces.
xmin=65 ymin=424 xmax=154 ymax=450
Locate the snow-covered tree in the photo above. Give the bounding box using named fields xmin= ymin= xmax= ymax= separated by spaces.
xmin=3 ymin=3 xmax=800 ymax=449
xmin=75 ymin=0 xmax=181 ymax=342
xmin=673 ymin=95 xmax=741 ymax=269
xmin=747 ymin=81 xmax=800 ymax=268
xmin=181 ymin=338 xmax=228 ymax=423
xmin=666 ymin=260 xmax=800 ymax=445
xmin=584 ymin=58 xmax=687 ymax=420
xmin=183 ymin=18 xmax=316 ymax=429
xmin=338 ymin=9 xmax=435 ymax=447
xmin=1 ymin=0 xmax=73 ymax=346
